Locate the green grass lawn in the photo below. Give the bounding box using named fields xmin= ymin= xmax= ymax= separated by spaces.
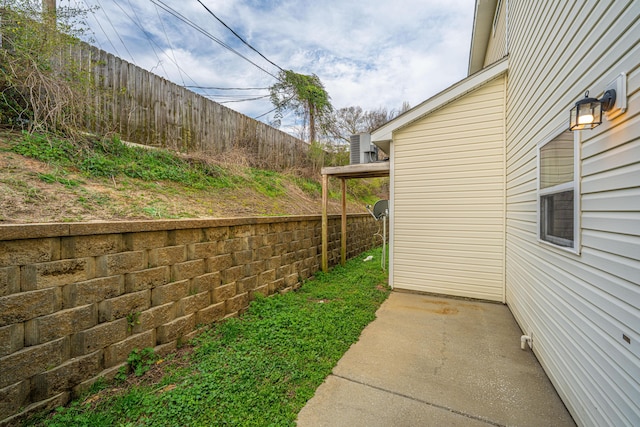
xmin=26 ymin=248 xmax=389 ymax=427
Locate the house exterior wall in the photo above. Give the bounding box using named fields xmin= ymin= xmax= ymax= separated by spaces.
xmin=503 ymin=1 xmax=640 ymax=425
xmin=484 ymin=0 xmax=507 ymax=67
xmin=391 ymin=74 xmax=506 ymax=302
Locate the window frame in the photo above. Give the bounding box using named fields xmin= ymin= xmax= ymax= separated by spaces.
xmin=536 ymin=125 xmax=581 ymax=254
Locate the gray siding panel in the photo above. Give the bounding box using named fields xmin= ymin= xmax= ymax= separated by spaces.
xmin=505 ymin=1 xmax=640 ymax=425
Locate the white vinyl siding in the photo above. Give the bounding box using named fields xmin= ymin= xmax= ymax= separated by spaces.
xmin=505 ymin=1 xmax=640 ymax=426
xmin=484 ymin=0 xmax=507 ymax=67
xmin=392 ymin=75 xmax=506 ymax=302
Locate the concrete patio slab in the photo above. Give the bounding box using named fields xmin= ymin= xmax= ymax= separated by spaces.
xmin=297 ymin=292 xmax=575 ymax=427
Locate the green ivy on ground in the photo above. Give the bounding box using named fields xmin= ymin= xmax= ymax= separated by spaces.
xmin=10 ymin=132 xmax=235 ymax=190
xmin=26 ymin=248 xmax=389 ymax=427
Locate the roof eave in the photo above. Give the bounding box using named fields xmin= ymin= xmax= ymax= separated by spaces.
xmin=468 ymin=0 xmax=498 ymax=75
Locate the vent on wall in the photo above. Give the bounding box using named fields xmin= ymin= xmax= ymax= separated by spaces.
xmin=350 ymin=133 xmax=378 ymax=164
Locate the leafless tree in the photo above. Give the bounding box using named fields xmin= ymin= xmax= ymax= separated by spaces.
xmin=324 ymin=102 xmax=411 ymax=145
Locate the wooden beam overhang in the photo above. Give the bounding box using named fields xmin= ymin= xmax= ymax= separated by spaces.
xmin=320 ymin=162 xmax=390 ymax=272
xmin=321 ymin=162 xmax=390 ymax=179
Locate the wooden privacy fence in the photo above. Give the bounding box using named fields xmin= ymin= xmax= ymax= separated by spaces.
xmin=70 ymin=42 xmax=309 ymax=170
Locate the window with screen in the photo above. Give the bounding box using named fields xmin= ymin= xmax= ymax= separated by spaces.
xmin=538 ymin=130 xmax=576 ymax=249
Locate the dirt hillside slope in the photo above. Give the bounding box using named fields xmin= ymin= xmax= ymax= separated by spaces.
xmin=0 ymin=135 xmax=382 ymax=224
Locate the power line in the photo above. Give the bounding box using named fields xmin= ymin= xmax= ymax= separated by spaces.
xmin=207 ymin=93 xmax=268 ymax=97
xmin=84 ymin=0 xmax=215 ymax=100
xmin=94 ymin=0 xmax=137 ymax=65
xmin=100 ymin=1 xmax=134 ymax=64
xmin=150 ymin=0 xmax=280 ymax=80
xmin=205 ymin=95 xmax=271 ymax=104
xmin=83 ymin=1 xmax=281 ymax=114
xmin=196 ymin=0 xmax=284 ymax=73
xmin=254 ymin=106 xmax=278 ymax=119
xmin=105 ymin=0 xmax=206 ymax=94
xmin=184 ymin=86 xmax=269 ymax=90
xmin=253 ymin=95 xmax=295 ymax=119
xmin=114 ymin=0 xmax=170 ymax=78
xmin=80 ymin=1 xmax=106 ymax=51
xmin=153 ymin=2 xmax=185 ymax=86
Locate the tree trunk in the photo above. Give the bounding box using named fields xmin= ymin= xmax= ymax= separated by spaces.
xmin=43 ymin=0 xmax=56 ymax=27
xmin=309 ymin=102 xmax=316 ymax=143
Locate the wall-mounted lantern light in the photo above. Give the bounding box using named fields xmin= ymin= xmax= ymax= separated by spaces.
xmin=569 ymin=73 xmax=627 ymax=131
xmin=569 ymin=90 xmax=616 ymax=131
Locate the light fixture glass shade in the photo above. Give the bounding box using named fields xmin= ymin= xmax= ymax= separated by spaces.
xmin=569 ymin=94 xmax=602 ymax=131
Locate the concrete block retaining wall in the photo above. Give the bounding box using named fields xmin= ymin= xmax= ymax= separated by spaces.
xmin=0 ymin=214 xmax=380 ymax=425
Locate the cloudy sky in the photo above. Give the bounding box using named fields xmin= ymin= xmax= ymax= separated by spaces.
xmin=72 ymin=0 xmax=475 ymax=133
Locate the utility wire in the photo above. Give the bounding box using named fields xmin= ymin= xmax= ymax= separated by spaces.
xmin=184 ymin=86 xmax=269 ymax=90
xmin=208 ymin=93 xmax=268 ymax=98
xmin=214 ymin=95 xmax=271 ymax=104
xmin=153 ymin=2 xmax=186 ymax=86
xmin=85 ymin=0 xmax=122 ymax=58
xmin=254 ymin=106 xmax=278 ymax=119
xmin=150 ymin=0 xmax=280 ymax=80
xmin=85 ymin=0 xmax=212 ymax=99
xmin=253 ymin=95 xmax=295 ymax=119
xmin=83 ymin=1 xmax=282 ymax=114
xmin=80 ymin=1 xmax=106 ymax=51
xmin=94 ymin=0 xmax=137 ymax=65
xmin=196 ymin=0 xmax=284 ymax=73
xmin=109 ymin=0 xmax=205 ymax=94
xmin=114 ymin=0 xmax=170 ymax=77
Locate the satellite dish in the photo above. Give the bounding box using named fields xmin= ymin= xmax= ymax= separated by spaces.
xmin=372 ymin=200 xmax=388 ymax=220
xmin=365 ymin=200 xmax=389 ymax=271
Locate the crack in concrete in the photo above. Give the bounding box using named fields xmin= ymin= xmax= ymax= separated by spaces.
xmin=331 ymin=374 xmax=507 ymax=427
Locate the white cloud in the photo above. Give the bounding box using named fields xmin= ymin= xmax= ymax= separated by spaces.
xmin=75 ymin=0 xmax=475 ymax=129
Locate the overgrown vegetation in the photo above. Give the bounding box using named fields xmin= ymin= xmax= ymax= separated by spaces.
xmin=25 ymin=248 xmax=389 ymax=427
xmin=9 ymin=132 xmax=234 ymax=189
xmin=0 ymin=1 xmax=98 ymax=135
xmin=269 ymin=70 xmax=333 ymax=144
xmin=0 ymin=131 xmax=387 ymax=222
xmin=307 ymin=139 xmax=350 ymax=172
xmin=0 ymin=1 xmax=388 ymax=221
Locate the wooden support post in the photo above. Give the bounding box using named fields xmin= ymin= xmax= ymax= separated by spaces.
xmin=321 ymin=174 xmax=329 ymax=272
xmin=341 ymin=178 xmax=347 ymax=266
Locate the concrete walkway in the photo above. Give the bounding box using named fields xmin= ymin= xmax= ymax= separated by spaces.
xmin=297 ymin=292 xmax=575 ymax=427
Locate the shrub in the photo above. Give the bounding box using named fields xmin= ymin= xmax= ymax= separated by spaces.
xmin=0 ymin=1 xmax=98 ymax=136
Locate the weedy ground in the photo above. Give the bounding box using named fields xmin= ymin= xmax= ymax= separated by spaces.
xmin=24 ymin=248 xmax=390 ymax=426
xmin=0 ymin=131 xmax=387 ymax=223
